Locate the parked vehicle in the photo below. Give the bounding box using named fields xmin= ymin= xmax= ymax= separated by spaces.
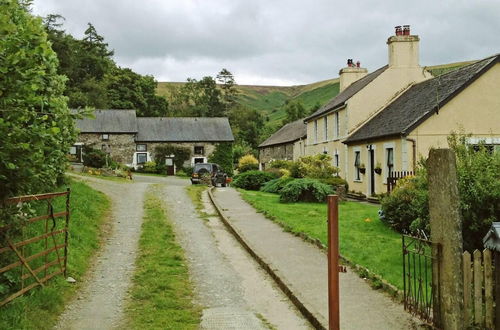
xmin=191 ymin=163 xmax=227 ymax=187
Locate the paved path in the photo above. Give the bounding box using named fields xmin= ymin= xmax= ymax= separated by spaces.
xmin=211 ymin=187 xmax=419 ymax=330
xmin=56 ymin=176 xmax=147 ymax=330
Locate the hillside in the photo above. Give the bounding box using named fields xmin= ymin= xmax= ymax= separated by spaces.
xmin=156 ymin=61 xmax=474 ymax=132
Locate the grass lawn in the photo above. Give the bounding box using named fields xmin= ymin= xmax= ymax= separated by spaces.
xmin=0 ymin=180 xmax=110 ymax=329
xmin=239 ymin=190 xmax=404 ymax=290
xmin=71 ymin=171 xmax=131 ymax=182
xmin=125 ymin=186 xmax=200 ymax=329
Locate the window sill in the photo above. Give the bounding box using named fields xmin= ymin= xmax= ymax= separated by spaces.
xmin=353 ymin=180 xmax=363 ymax=183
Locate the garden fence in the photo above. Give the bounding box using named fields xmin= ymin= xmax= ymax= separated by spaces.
xmin=463 ymin=249 xmax=496 ymax=329
xmin=387 ymin=171 xmax=414 ymax=193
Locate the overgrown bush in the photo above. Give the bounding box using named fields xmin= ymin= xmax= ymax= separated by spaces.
xmin=279 ymin=178 xmax=334 ymax=203
xmin=82 ymin=146 xmax=107 ymax=168
xmin=232 ymin=170 xmax=277 ymax=190
xmin=381 ymin=132 xmax=500 ymax=251
xmin=154 ymin=145 xmax=191 ymax=169
xmin=238 ymin=154 xmax=259 ymax=173
xmin=290 ymin=154 xmax=338 ymax=179
xmin=142 ymin=161 xmax=157 ymax=173
xmin=208 ymin=142 xmax=234 ymax=176
xmin=261 ymin=177 xmax=295 ymax=194
xmin=380 ymin=170 xmax=429 ymax=233
xmin=264 ymin=167 xmax=283 ymax=178
xmin=0 ymin=1 xmax=76 ymax=200
xmin=183 ymin=166 xmax=194 ymax=176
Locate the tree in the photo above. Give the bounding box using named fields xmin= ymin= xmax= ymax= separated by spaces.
xmin=282 ymin=100 xmax=306 ymax=125
xmin=216 ymin=68 xmax=238 ymax=111
xmin=228 ymin=105 xmax=264 ymax=149
xmin=172 ymin=76 xmax=224 ymax=117
xmin=0 ymin=0 xmax=76 ymax=200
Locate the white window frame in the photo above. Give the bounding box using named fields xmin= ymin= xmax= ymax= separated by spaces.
xmin=136 ymin=152 xmax=148 ymax=165
xmin=324 ymin=116 xmax=328 ymax=141
xmin=136 ymin=144 xmax=147 ymax=152
xmin=314 ymin=120 xmax=318 ymax=143
xmin=335 ymin=112 xmax=340 ymax=139
xmin=101 ymin=133 xmax=109 ymax=141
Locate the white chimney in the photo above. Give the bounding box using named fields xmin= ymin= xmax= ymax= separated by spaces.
xmin=387 ymin=25 xmax=420 ymax=68
xmin=338 ymin=59 xmax=368 ymax=92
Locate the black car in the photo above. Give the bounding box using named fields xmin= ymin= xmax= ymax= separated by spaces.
xmin=191 ymin=163 xmax=227 ymax=187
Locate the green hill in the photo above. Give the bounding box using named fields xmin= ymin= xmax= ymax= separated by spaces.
xmin=156 ymin=61 xmax=474 ymax=133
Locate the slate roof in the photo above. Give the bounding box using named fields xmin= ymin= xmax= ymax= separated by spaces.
xmin=304 ymin=65 xmax=388 ymax=122
xmin=136 ymin=117 xmax=234 ymax=142
xmin=344 ymin=55 xmax=500 ymax=144
xmin=75 ymin=109 xmax=138 ymax=133
xmin=258 ymin=119 xmax=307 ymax=148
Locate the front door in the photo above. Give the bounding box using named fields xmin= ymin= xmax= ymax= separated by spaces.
xmin=165 ymin=157 xmax=175 ymax=175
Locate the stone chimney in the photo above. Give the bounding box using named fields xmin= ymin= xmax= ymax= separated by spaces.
xmin=338 ymin=59 xmax=368 ymax=92
xmin=387 ymin=25 xmax=420 ymax=68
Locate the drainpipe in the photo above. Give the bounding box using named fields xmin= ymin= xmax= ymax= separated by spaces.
xmin=405 ymin=138 xmax=416 ymax=172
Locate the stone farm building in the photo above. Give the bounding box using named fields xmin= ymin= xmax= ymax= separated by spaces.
xmin=72 ymin=109 xmax=234 ymax=169
xmin=258 ymin=118 xmax=307 ymax=169
xmin=259 ymin=25 xmax=500 ymax=196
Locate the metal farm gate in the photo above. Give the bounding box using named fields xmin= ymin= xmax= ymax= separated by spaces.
xmin=402 ymin=232 xmax=438 ymax=325
xmin=0 ymin=190 xmax=70 ymax=307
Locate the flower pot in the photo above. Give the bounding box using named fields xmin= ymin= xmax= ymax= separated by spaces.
xmin=359 ymin=168 xmax=366 ymax=174
xmin=374 ymin=168 xmax=382 ymax=175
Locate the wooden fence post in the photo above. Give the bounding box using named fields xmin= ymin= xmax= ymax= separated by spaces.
xmin=463 ymin=251 xmax=471 ymax=326
xmin=484 ymin=249 xmax=493 ymax=329
xmin=428 ymin=149 xmax=464 ymax=329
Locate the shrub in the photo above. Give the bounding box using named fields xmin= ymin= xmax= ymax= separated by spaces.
xmin=209 ymin=142 xmax=234 ymax=176
xmin=264 ymin=167 xmax=282 ymax=177
xmin=261 ymin=177 xmax=295 ymax=194
xmin=291 ymin=154 xmax=338 ymax=179
xmin=279 ymin=178 xmax=334 ymax=203
xmin=319 ymin=177 xmax=349 ymax=192
xmin=380 ymin=170 xmax=429 ymax=234
xmin=154 ymin=145 xmax=191 ymax=169
xmin=233 ymin=170 xmax=277 ymax=190
xmin=83 ymin=146 xmax=107 ymax=168
xmin=238 ymin=154 xmax=259 ymax=173
xmin=143 ymin=161 xmax=157 ymax=173
xmin=269 ymin=159 xmax=294 ymax=170
xmin=183 ymin=166 xmax=194 ymax=176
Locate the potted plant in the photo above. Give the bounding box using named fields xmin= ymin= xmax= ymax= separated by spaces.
xmin=374 ymin=162 xmax=382 ymax=175
xmin=359 ymin=163 xmax=366 ymax=174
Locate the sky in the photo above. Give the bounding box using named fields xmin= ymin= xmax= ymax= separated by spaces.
xmin=32 ymin=0 xmax=500 ymax=86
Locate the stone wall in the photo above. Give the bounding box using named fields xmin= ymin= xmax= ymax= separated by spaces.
xmin=259 ymin=143 xmax=294 ymax=167
xmin=77 ymin=133 xmax=136 ymax=164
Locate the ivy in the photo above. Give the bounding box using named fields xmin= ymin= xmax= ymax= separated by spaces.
xmin=208 ymin=142 xmax=234 ymax=176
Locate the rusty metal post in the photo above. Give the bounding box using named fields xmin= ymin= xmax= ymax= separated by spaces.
xmin=327 ymin=195 xmax=340 ymax=330
xmin=64 ymin=188 xmax=70 ymax=277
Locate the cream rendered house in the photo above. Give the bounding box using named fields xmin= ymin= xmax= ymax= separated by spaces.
xmin=303 ymin=26 xmax=431 ymax=183
xmin=344 ymin=54 xmax=500 ymax=196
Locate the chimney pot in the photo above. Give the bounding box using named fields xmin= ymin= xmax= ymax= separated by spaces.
xmin=356 ymin=61 xmax=360 ymax=68
xmin=395 ymin=25 xmax=402 ymax=36
xmin=403 ymin=25 xmax=410 ymax=35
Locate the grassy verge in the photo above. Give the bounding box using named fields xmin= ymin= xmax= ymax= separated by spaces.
xmin=71 ymin=171 xmax=130 ymax=182
xmin=0 ymin=180 xmax=110 ymax=329
xmin=125 ymin=187 xmax=200 ymax=329
xmin=239 ymin=190 xmax=404 ymax=290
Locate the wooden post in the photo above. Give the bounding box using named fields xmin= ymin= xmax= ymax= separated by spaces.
xmin=484 ymin=249 xmax=493 ymax=329
xmin=327 ymin=195 xmax=339 ymax=330
xmin=473 ymin=249 xmax=483 ymax=326
xmin=463 ymin=251 xmax=471 ymax=326
xmin=428 ymin=149 xmax=464 ymax=329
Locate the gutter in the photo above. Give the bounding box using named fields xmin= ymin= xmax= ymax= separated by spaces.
xmin=405 ymin=137 xmax=417 ymax=171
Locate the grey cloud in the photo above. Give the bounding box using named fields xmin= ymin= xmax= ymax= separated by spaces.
xmin=32 ymin=0 xmax=500 ymax=85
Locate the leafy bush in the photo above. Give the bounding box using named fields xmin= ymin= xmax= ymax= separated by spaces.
xmin=154 ymin=145 xmax=191 ymax=169
xmin=83 ymin=146 xmax=107 ymax=168
xmin=233 ymin=171 xmax=277 ymax=190
xmin=261 ymin=177 xmax=295 ymax=194
xmin=264 ymin=167 xmax=283 ymax=178
xmin=143 ymin=161 xmax=157 ymax=173
xmin=279 ymin=178 xmax=334 ymax=203
xmin=290 ymin=154 xmax=338 ymax=179
xmin=269 ymin=159 xmax=294 ymax=170
xmin=183 ymin=166 xmax=194 ymax=176
xmin=0 ymin=1 xmax=76 ymax=200
xmin=380 ymin=170 xmax=429 ymax=233
xmin=238 ymin=154 xmax=259 ymax=173
xmin=208 ymin=142 xmax=234 ymax=176
xmin=319 ymin=177 xmax=349 ymax=192
xmin=381 ymin=132 xmax=500 ymax=251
